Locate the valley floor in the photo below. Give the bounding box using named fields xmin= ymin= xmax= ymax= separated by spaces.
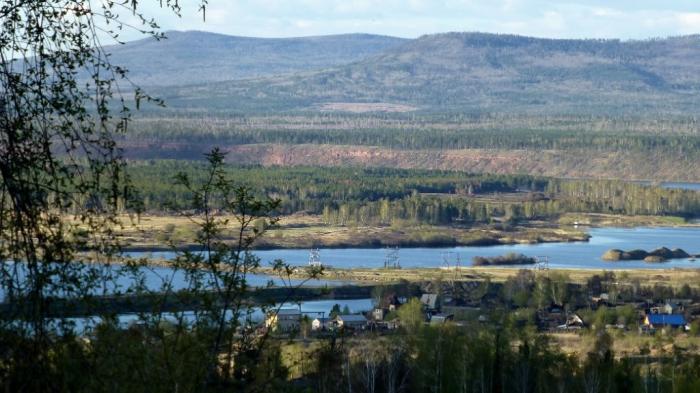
xmin=111 ymin=212 xmax=693 ymax=252
xmin=259 ymin=266 xmax=700 ymax=289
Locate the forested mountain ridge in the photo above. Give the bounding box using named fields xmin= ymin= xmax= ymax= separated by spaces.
xmin=111 ymin=32 xmax=700 ymax=180
xmin=152 ymin=32 xmax=700 ymax=115
xmin=105 ymin=31 xmax=407 ymax=86
xmin=120 ymin=114 xmax=700 ymax=181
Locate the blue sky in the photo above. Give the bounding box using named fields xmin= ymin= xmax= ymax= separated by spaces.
xmin=124 ymin=0 xmax=700 ymax=40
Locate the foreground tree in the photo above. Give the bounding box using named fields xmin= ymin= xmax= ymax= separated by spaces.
xmin=0 ymin=1 xmax=205 ymax=390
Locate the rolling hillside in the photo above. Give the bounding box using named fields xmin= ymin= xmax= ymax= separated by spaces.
xmin=112 ymin=31 xmax=700 ymax=180
xmin=153 ymin=32 xmax=700 ymax=115
xmin=105 ymin=31 xmax=407 ymax=86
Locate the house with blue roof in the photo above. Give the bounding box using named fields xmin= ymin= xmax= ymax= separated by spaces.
xmin=643 ymin=314 xmax=687 ymax=329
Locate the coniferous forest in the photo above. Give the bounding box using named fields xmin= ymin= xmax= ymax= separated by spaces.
xmin=126 ymin=163 xmax=700 ymax=224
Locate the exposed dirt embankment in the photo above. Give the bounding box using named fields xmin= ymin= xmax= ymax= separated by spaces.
xmin=209 ymin=144 xmax=698 ymax=182
xmin=120 ymin=141 xmax=700 ymax=181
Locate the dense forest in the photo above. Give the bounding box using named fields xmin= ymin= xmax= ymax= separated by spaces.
xmin=116 ymin=114 xmax=700 ymax=181
xmin=126 ymin=162 xmax=700 ymax=225
xmin=125 ymin=114 xmax=700 ymax=153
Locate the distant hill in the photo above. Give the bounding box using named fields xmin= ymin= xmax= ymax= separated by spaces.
xmin=106 ymin=31 xmax=407 ymax=86
xmin=152 ymin=32 xmax=700 ymax=115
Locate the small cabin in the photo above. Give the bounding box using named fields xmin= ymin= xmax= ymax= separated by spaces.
xmin=336 ymin=314 xmax=368 ymax=330
xmin=266 ymin=308 xmax=301 ymax=332
xmin=311 ymin=317 xmax=333 ymax=331
xmin=430 ymin=313 xmax=454 ymax=325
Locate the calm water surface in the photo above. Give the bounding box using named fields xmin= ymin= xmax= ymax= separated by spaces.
xmin=126 ymin=227 xmax=700 ymax=270
xmin=659 ymin=182 xmax=700 ymax=191
xmin=64 ymin=298 xmax=375 ymax=332
xmin=5 ymin=227 xmax=696 ymax=302
xmin=0 ymin=264 xmax=354 ymax=302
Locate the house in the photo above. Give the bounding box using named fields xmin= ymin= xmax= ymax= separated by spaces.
xmin=420 ymin=294 xmax=439 ymax=311
xmin=643 ymin=314 xmax=687 ymax=329
xmin=557 ymin=314 xmax=585 ymax=330
xmin=336 ymin=314 xmax=368 ymax=330
xmin=372 ymin=308 xmax=389 ymax=321
xmin=430 ymin=313 xmax=454 ymax=325
xmin=650 ymin=303 xmax=678 ymax=315
xmin=265 ymin=308 xmax=301 ymax=332
xmin=662 ymin=303 xmax=678 ymax=314
xmin=566 ymin=314 xmax=585 ymax=327
xmin=664 ymin=299 xmax=692 ymax=313
xmin=311 ymin=317 xmax=333 ymax=331
xmin=379 ymin=294 xmax=404 ymax=312
xmin=373 ymin=319 xmax=400 ymax=330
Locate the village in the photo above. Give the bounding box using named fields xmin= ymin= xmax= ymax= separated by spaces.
xmin=264 ymin=270 xmax=700 ymax=342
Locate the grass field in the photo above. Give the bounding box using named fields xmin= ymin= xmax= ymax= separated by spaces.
xmin=102 ymin=210 xmax=700 ymax=252
xmin=549 ymin=331 xmax=700 ymax=359
xmin=107 ymin=213 xmax=595 ymax=250
xmin=257 ymin=266 xmax=700 ymax=289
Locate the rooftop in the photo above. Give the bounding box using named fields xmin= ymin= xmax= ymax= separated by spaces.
xmin=646 ymin=314 xmax=686 ymax=326
xmin=338 ymin=314 xmax=368 ymax=322
xmin=277 ymin=308 xmax=301 ymax=316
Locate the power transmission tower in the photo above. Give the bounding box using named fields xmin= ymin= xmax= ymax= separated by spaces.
xmin=384 ymin=246 xmax=400 ymax=269
xmin=442 ymin=251 xmax=462 ymax=285
xmin=535 ymin=256 xmax=549 ymax=271
xmin=308 ymin=248 xmax=323 ymax=267
xmin=441 ymin=251 xmax=462 ymax=270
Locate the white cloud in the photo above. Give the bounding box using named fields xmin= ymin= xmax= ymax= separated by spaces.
xmin=677 ymin=12 xmax=700 ymax=30
xmin=591 ymin=7 xmax=623 ymax=17
xmin=108 ymin=0 xmax=700 ymax=42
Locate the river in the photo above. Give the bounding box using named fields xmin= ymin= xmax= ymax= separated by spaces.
xmin=633 ymin=181 xmax=700 ymax=191
xmin=60 ymin=298 xmax=375 ymax=333
xmin=125 ymin=227 xmax=700 ymax=270
xmin=660 ymin=182 xmax=700 ymax=191
xmin=3 ymin=226 xmax=698 ymax=303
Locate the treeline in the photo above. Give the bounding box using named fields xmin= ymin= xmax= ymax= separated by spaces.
xmin=126 ymin=162 xmax=543 ymax=213
xmin=124 ymin=115 xmax=700 ymax=154
xmin=125 ymin=162 xmax=700 ymax=224
xmin=322 ymin=180 xmax=700 ymax=226
xmin=131 ymin=113 xmax=700 ymax=134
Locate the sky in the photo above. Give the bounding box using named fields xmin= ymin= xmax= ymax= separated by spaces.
xmin=120 ymin=0 xmax=700 ymax=41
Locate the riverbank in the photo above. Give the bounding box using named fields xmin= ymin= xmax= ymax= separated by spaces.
xmin=557 ymin=212 xmax=693 ymax=227
xmin=257 ymin=266 xmax=700 ymax=288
